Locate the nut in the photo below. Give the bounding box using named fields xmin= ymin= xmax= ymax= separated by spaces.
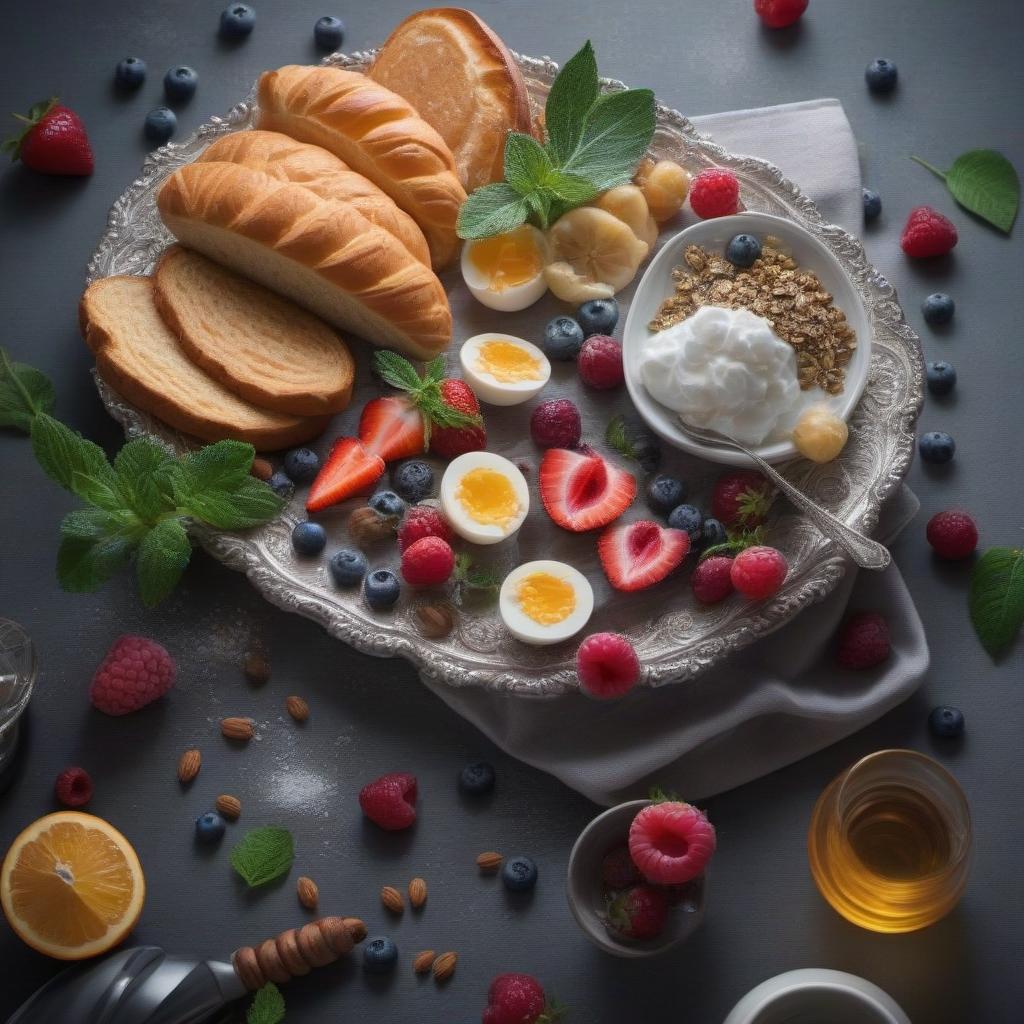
xmin=297 ymin=876 xmax=319 ymax=910
xmin=343 ymin=917 xmax=367 ymax=943
xmin=243 ymin=651 xmax=271 ymax=685
xmin=215 ymin=794 xmax=242 ymax=820
xmin=476 ymin=851 xmax=503 ymax=872
xmin=285 ymin=695 xmax=310 ymax=722
xmin=414 ymin=603 xmax=455 ymax=639
xmin=251 ymin=457 xmax=273 ymax=481
xmin=432 ymin=951 xmax=457 ymax=983
xmin=413 ymin=950 xmax=436 ymax=975
xmin=380 ymin=885 xmax=404 ymax=913
xmin=220 ymin=717 xmax=255 ymax=741
xmin=177 ymin=748 xmax=201 ymax=784
xmin=408 ymin=877 xmax=427 ymax=908
xmin=347 ymin=505 xmax=398 ymax=547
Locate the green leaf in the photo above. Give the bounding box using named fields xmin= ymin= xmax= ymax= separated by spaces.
xmin=604 ymin=415 xmax=633 ymax=460
xmin=453 ymin=552 xmax=501 ymax=594
xmin=114 ymin=438 xmax=176 ymax=521
xmin=544 ymin=40 xmax=599 ymax=165
xmin=374 ymin=349 xmax=424 ymax=393
xmin=504 ymin=132 xmax=552 ymax=195
xmin=71 ymin=471 xmax=123 ymax=512
xmin=545 ymin=170 xmax=600 ymax=206
xmin=174 ymin=439 xmax=254 ymax=495
xmin=969 ymin=547 xmax=1024 ymax=657
xmin=912 ymin=150 xmax=1019 ymax=233
xmin=180 ymin=475 xmax=285 ymax=530
xmin=136 ymin=517 xmax=192 ymax=607
xmin=56 ymin=509 xmax=138 ymax=593
xmin=30 ymin=413 xmax=117 ymax=498
xmin=524 ymin=187 xmax=553 ymax=228
xmin=231 ymin=827 xmax=295 ymax=888
xmin=247 ymin=983 xmax=286 ymax=1024
xmin=0 ymin=347 xmax=55 ymax=432
xmin=457 ymin=182 xmax=530 ymax=240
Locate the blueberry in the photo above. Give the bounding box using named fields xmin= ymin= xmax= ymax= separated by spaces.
xmin=926 ymin=361 xmax=957 ymax=397
xmin=922 ymin=293 xmax=955 ymax=326
xmin=292 ymin=521 xmax=327 ymax=556
xmin=502 ymin=855 xmax=538 ymax=892
xmin=114 ymin=57 xmax=146 ymax=90
xmin=919 ymin=431 xmax=955 ymax=464
xmin=459 ymin=761 xmax=496 ymax=795
xmin=576 ymin=298 xmax=619 ymax=337
xmin=364 ymin=568 xmax=401 ymax=610
xmin=164 ymin=65 xmax=198 ymax=103
xmin=219 ymin=3 xmax=255 ymax=38
xmin=865 ymin=58 xmax=898 ymax=94
xmin=143 ymin=107 xmax=177 ymax=143
xmin=542 ymin=316 xmax=585 ymax=361
xmin=646 ymin=474 xmax=687 ymax=515
xmin=282 ymin=447 xmax=319 ymax=483
xmin=862 ymin=188 xmax=882 ymax=221
xmin=314 ymin=15 xmax=345 ymax=50
xmin=667 ymin=503 xmax=703 ymax=541
xmin=368 ymin=490 xmax=406 ymax=519
xmin=194 ymin=811 xmax=226 ymax=844
xmin=362 ymin=936 xmax=398 ymax=973
xmin=701 ymin=517 xmax=728 ymax=547
xmin=928 ymin=705 xmax=965 ymax=738
xmin=391 ymin=460 xmax=434 ymax=503
xmin=725 ymin=233 xmax=762 ymax=268
xmin=329 ymin=547 xmax=368 ymax=587
xmin=268 ymin=470 xmax=295 ymax=498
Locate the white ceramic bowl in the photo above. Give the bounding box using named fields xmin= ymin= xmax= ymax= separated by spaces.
xmin=622 ymin=212 xmax=872 ymax=466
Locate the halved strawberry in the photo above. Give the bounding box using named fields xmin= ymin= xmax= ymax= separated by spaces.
xmin=598 ymin=519 xmax=690 ymax=592
xmin=539 ymin=448 xmax=636 ymax=532
xmin=358 ymin=396 xmax=425 ymax=462
xmin=306 ymin=437 xmax=385 ymax=512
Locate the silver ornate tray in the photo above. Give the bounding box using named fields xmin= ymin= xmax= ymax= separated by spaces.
xmin=86 ymin=50 xmax=924 ymax=697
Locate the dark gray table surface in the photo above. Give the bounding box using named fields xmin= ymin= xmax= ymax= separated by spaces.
xmin=1 ymin=2 xmax=1022 ymax=1021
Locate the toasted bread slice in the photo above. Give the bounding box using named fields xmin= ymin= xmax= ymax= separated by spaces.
xmin=369 ymin=8 xmax=534 ymax=191
xmin=153 ymin=246 xmax=355 ymax=417
xmin=199 ymin=131 xmax=431 ymax=266
xmin=81 ymin=276 xmax=328 ymax=450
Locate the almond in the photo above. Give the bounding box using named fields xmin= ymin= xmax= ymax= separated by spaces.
xmin=408 ymin=877 xmax=427 ymax=909
xmin=432 ymin=951 xmax=457 ymax=983
xmin=414 ymin=603 xmax=455 ymax=639
xmin=220 ymin=716 xmax=254 ymax=741
xmin=380 ymin=885 xmax=404 ymax=913
xmin=297 ymin=876 xmax=319 ymax=910
xmin=251 ymin=457 xmax=273 ymax=481
xmin=476 ymin=851 xmax=503 ymax=872
xmin=177 ymin=748 xmax=201 ymax=783
xmin=343 ymin=917 xmax=367 ymax=943
xmin=413 ymin=949 xmax=436 ymax=975
xmin=285 ymin=695 xmax=310 ymax=722
xmin=215 ymin=794 xmax=242 ymax=820
xmin=347 ymin=505 xmax=398 ymax=547
xmin=243 ymin=651 xmax=271 ymax=685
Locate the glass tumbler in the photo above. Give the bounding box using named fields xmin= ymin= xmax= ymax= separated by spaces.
xmin=0 ymin=618 xmax=37 ymax=774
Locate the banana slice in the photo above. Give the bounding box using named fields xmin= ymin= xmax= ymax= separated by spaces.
xmin=595 ymin=184 xmax=658 ymax=251
xmin=544 ymin=207 xmax=649 ymax=304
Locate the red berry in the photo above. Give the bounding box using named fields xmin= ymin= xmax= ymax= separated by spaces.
xmin=598 ymin=519 xmax=690 ymax=592
xmin=400 ymin=535 xmax=455 ymax=586
xmin=358 ymin=771 xmax=418 ymax=830
xmin=754 ymin=0 xmax=808 ymax=28
xmin=530 ymin=398 xmax=582 ymax=448
xmin=577 ymin=335 xmax=624 ymax=390
xmin=576 ymin=632 xmax=641 ymax=698
xmin=7 ymin=98 xmax=94 ymax=176
xmin=431 ymin=378 xmax=487 ymax=460
xmin=691 ymin=556 xmax=735 ymax=604
xmin=607 ymin=884 xmax=669 ymax=941
xmin=600 ymin=844 xmax=643 ymax=891
xmin=689 ymin=168 xmax=740 ymax=219
xmin=539 ymin=448 xmax=636 ymax=533
xmin=900 ymin=206 xmax=958 ymax=259
xmin=926 ymin=510 xmax=978 ymax=560
xmin=712 ymin=470 xmax=773 ymax=527
xmin=629 ymin=801 xmax=717 ymax=884
xmin=730 ymin=546 xmax=788 ymax=599
xmin=54 ymin=766 xmax=94 ymax=808
xmin=90 ymin=635 xmax=175 ymax=716
xmin=483 ymin=973 xmax=548 ymax=1024
xmin=836 ymin=611 xmax=891 ymax=669
xmin=397 ymin=505 xmax=453 ymax=552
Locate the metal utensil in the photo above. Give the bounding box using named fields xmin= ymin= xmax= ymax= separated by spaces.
xmin=676 ymin=421 xmax=891 ymax=571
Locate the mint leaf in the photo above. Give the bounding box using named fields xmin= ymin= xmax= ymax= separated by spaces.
xmin=969 ymin=547 xmax=1024 ymax=657
xmin=375 ymin=349 xmax=425 ymax=392
xmin=544 ymin=40 xmax=599 ymax=165
xmin=71 ymin=470 xmax=123 ymax=512
xmin=524 ymin=187 xmax=553 ymax=228
xmin=57 ymin=508 xmax=139 ymax=593
xmin=136 ymin=517 xmax=191 ymax=607
xmin=504 ymin=132 xmax=552 ymax=196
xmin=457 ymin=182 xmax=529 ymax=239
xmin=231 ymin=827 xmax=295 ymax=887
xmin=30 ymin=413 xmax=117 ymax=498
xmin=0 ymin=347 xmax=54 ymax=432
xmin=174 ymin=439 xmax=253 ymax=494
xmin=181 ymin=475 xmax=284 ymax=530
xmin=545 ymin=170 xmax=600 ymax=205
xmin=247 ymin=983 xmax=285 ymax=1024
xmin=114 ymin=438 xmax=176 ymax=521
xmin=912 ymin=150 xmax=1019 ymax=233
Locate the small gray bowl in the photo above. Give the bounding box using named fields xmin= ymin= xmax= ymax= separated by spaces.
xmin=566 ymin=799 xmax=706 ymax=958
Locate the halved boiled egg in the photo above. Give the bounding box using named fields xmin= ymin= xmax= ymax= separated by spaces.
xmin=440 ymin=451 xmax=530 ymax=545
xmin=459 ymin=333 xmax=551 ymax=406
xmin=461 ymin=225 xmax=549 ymax=312
xmin=499 ymin=560 xmax=594 ymax=645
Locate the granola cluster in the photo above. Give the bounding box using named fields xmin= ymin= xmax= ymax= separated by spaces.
xmin=649 ymin=240 xmax=857 ymax=394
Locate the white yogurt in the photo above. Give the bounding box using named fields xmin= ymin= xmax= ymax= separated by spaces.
xmin=639 ymin=305 xmax=802 ymax=445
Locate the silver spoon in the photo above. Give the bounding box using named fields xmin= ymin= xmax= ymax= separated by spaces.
xmin=677 ymin=421 xmax=892 ymax=571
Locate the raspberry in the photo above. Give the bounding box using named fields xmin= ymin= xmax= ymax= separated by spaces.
xmin=400 ymin=535 xmax=455 ymax=586
xmin=397 ymin=504 xmax=453 ymax=553
xmin=836 ymin=611 xmax=891 ymax=669
xmin=926 ymin=510 xmax=978 ymax=560
xmin=600 ymin=844 xmax=643 ymax=891
xmin=483 ymin=974 xmax=548 ymax=1024
xmin=628 ymin=801 xmax=717 ymax=884
xmin=607 ymin=884 xmax=669 ymax=940
xmin=54 ymin=766 xmax=94 ymax=808
xmin=900 ymin=206 xmax=958 ymax=259
xmin=576 ymin=632 xmax=640 ymax=698
xmin=89 ymin=635 xmax=175 ymax=716
xmin=730 ymin=546 xmax=787 ymax=599
xmin=577 ymin=335 xmax=624 ymax=390
xmin=530 ymin=398 xmax=582 ymax=448
xmin=691 ymin=556 xmax=735 ymax=604
xmin=712 ymin=470 xmax=772 ymax=527
xmin=358 ymin=771 xmax=418 ymax=830
xmin=689 ymin=168 xmax=740 ymax=219
xmin=754 ymin=0 xmax=808 ymax=28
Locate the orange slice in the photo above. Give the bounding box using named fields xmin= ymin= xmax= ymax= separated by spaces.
xmin=1 ymin=811 xmax=145 ymax=960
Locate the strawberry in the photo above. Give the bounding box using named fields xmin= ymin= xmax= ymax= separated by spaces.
xmin=306 ymin=437 xmax=385 ymax=512
xmin=373 ymin=350 xmax=485 ymax=461
xmin=598 ymin=519 xmax=689 ymax=592
xmin=3 ymin=97 xmax=93 ymax=175
xmin=358 ymin=396 xmax=426 ymax=462
xmin=606 ymin=885 xmax=669 ymax=941
xmin=539 ymin=448 xmax=636 ymax=532
xmin=711 ymin=470 xmax=773 ymax=528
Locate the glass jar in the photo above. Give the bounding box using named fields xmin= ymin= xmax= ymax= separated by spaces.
xmin=0 ymin=619 xmax=36 ymax=774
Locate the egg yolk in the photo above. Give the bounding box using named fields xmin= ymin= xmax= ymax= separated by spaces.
xmin=456 ymin=468 xmax=520 ymax=527
xmin=467 ymin=227 xmax=543 ymax=292
xmin=476 ymin=340 xmax=543 ymax=383
xmin=516 ymin=572 xmax=576 ymax=626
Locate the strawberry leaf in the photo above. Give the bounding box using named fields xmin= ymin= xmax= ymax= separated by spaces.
xmin=246 ymin=983 xmax=285 ymax=1024
xmin=969 ymin=547 xmax=1024 ymax=658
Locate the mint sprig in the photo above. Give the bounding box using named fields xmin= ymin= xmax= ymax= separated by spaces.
xmin=911 ymin=149 xmax=1019 ymax=233
xmin=231 ymin=826 xmax=295 ymax=888
xmin=247 ymin=982 xmax=285 ymax=1024
xmin=0 ymin=347 xmax=54 ymax=431
xmin=969 ymin=547 xmax=1024 ymax=658
xmin=457 ymin=40 xmax=655 ymax=238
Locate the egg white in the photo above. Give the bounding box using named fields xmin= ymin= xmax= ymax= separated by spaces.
xmin=439 ymin=451 xmax=530 ymax=545
xmin=499 ymin=560 xmax=594 ymax=646
xmin=458 ymin=334 xmax=552 ymax=407
xmin=460 ymin=226 xmax=549 ymax=312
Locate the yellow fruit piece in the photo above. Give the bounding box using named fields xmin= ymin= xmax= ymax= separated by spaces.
xmin=641 ymin=160 xmax=690 ymax=222
xmin=595 ymin=185 xmax=658 ymax=250
xmin=1 ymin=812 xmax=145 ymax=960
xmin=792 ymin=405 xmax=849 ymax=463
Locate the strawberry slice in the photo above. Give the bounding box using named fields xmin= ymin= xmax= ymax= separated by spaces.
xmin=306 ymin=437 xmax=385 ymax=512
xmin=358 ymin=396 xmax=426 ymax=462
xmin=598 ymin=519 xmax=690 ymax=592
xmin=539 ymin=448 xmax=636 ymax=532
